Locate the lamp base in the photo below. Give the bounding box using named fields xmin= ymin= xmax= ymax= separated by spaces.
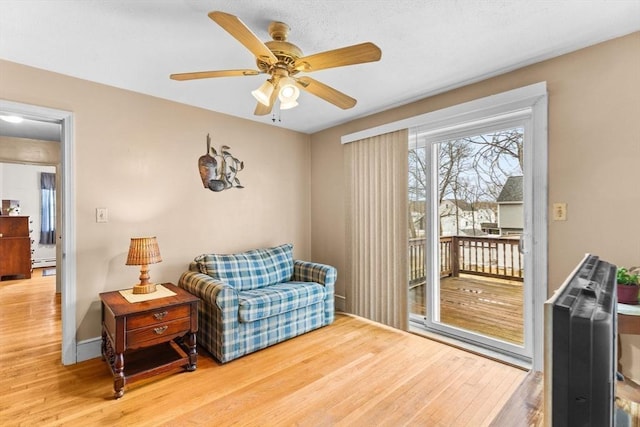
xmin=132 ymin=283 xmax=157 ymax=294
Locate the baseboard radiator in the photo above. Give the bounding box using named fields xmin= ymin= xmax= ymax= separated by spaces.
xmin=32 ymin=258 xmax=56 ymax=268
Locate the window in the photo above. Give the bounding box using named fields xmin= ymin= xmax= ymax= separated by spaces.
xmin=40 ymin=172 xmax=55 ymax=245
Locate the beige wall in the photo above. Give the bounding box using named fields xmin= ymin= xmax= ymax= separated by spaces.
xmin=0 ymin=59 xmax=311 ymax=342
xmin=310 ymin=33 xmax=640 ymax=376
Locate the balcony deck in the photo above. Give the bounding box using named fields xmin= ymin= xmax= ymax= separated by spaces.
xmin=410 ymin=274 xmax=524 ymax=345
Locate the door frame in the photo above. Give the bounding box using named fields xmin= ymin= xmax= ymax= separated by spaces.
xmin=406 ymin=83 xmax=547 ymax=369
xmin=418 ymin=115 xmax=534 ymax=361
xmin=342 ymin=82 xmax=547 ymax=369
xmin=0 ymin=99 xmax=77 ymax=365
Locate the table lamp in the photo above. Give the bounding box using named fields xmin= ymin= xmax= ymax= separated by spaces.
xmin=126 ymin=236 xmax=162 ymax=294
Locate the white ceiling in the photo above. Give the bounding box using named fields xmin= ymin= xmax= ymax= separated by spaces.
xmin=1 ymin=1 xmax=639 ymax=134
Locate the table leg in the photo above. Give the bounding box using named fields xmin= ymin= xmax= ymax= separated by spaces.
xmin=618 ymin=332 xmax=622 ymax=374
xmin=114 ymin=353 xmax=125 ymax=399
xmin=186 ymin=332 xmax=197 ymax=371
xmin=101 ymin=328 xmax=107 ymax=361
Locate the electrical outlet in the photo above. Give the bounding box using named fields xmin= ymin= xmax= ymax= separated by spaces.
xmin=96 ymin=208 xmax=108 ymax=223
xmin=553 ymin=203 xmax=567 ymax=221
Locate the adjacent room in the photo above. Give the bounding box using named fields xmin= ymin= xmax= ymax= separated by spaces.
xmin=1 ymin=1 xmax=639 ymax=426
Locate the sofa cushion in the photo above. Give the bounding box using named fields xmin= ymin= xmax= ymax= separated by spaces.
xmin=258 ymin=244 xmax=295 ymax=285
xmin=238 ymin=281 xmax=326 ymax=322
xmin=195 ymin=244 xmax=293 ymax=291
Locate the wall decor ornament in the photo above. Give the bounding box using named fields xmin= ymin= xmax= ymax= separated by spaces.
xmin=198 ymin=134 xmax=245 ymax=192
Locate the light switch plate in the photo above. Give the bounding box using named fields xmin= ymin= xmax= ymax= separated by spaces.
xmin=96 ymin=208 xmax=108 ymax=223
xmin=553 ymin=203 xmax=567 ymax=221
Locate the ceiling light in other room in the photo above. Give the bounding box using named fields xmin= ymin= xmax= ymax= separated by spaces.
xmin=0 ymin=115 xmax=24 ymax=124
xmin=251 ymin=80 xmax=274 ymax=106
xmin=278 ymin=77 xmax=300 ymax=109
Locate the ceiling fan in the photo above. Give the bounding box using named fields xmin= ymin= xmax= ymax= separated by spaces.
xmin=170 ymin=11 xmax=382 ymax=116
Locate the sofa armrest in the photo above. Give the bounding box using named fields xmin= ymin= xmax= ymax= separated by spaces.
xmin=178 ymin=270 xmax=238 ymax=310
xmin=292 ymin=260 xmax=337 ymax=288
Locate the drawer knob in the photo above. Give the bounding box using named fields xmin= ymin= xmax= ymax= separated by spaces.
xmin=153 ymin=326 xmax=168 ymax=335
xmin=153 ymin=311 xmax=168 ymax=320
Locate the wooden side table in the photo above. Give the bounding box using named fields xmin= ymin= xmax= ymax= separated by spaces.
xmin=100 ymin=283 xmax=199 ymax=399
xmin=618 ymin=303 xmax=640 ymax=375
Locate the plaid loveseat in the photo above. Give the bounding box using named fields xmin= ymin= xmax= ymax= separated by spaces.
xmin=178 ymin=243 xmax=336 ymax=363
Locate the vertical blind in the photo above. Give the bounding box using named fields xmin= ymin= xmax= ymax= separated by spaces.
xmin=345 ymin=129 xmax=409 ymax=330
xmin=40 ymin=172 xmax=56 ymax=245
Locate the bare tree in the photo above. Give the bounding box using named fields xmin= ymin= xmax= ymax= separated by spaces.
xmin=408 ymin=148 xmax=427 ymax=238
xmin=456 ymin=177 xmax=487 ymax=235
xmin=409 ymin=140 xmax=474 ymax=235
xmin=408 ymin=128 xmax=522 ymax=237
xmin=408 ymin=147 xmax=427 ymax=202
xmin=438 ymin=140 xmax=473 ymax=203
xmin=467 ymin=129 xmax=523 ymax=200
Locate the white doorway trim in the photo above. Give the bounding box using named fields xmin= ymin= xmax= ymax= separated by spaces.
xmin=401 ymin=83 xmax=547 ymax=370
xmin=0 ymin=99 xmax=77 ymax=365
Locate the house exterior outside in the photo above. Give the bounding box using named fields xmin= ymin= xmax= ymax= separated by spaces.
xmin=409 ymin=199 xmax=497 ymax=237
xmin=497 ymin=176 xmax=523 ymax=235
xmin=439 ymin=199 xmax=497 ymax=236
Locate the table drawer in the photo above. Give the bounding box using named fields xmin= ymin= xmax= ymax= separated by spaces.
xmin=126 ymin=318 xmax=191 ymax=348
xmin=126 ymin=304 xmax=190 ymax=330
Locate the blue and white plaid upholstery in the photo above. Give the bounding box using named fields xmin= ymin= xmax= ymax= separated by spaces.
xmin=195 ymin=243 xmax=294 ymax=291
xmin=238 ymin=281 xmax=326 ymax=322
xmin=179 ymin=244 xmax=336 ymax=363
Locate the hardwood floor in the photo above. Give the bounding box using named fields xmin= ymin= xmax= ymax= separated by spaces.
xmin=0 ymin=270 xmax=528 ymax=426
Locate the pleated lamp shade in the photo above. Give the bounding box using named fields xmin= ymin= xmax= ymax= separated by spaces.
xmin=126 ymin=236 xmax=162 ymax=294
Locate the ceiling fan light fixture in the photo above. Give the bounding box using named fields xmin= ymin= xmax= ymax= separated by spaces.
xmin=172 ymin=12 xmax=382 ymax=116
xmin=280 ymin=100 xmax=299 ymax=110
xmin=251 ymin=80 xmax=274 ymax=106
xmin=278 ymin=77 xmax=300 ymax=105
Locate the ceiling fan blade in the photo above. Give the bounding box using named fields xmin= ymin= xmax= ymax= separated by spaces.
xmin=209 ymin=11 xmax=278 ymax=65
xmin=294 ymin=42 xmax=381 ymax=72
xmin=296 ymin=76 xmax=357 ymax=109
xmin=254 ymin=82 xmax=279 ymax=116
xmin=170 ymin=69 xmax=260 ymax=81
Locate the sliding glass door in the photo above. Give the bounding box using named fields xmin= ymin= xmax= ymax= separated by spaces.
xmin=409 ymin=118 xmax=533 ymax=361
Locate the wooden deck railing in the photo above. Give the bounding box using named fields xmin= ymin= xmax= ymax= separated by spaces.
xmin=409 ymin=235 xmax=523 ymax=285
xmin=409 ymin=237 xmax=452 ymax=284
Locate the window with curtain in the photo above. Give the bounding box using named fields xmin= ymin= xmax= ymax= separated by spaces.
xmin=40 ymin=172 xmax=56 ymax=245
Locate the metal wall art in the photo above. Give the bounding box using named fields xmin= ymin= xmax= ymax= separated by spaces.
xmin=198 ymin=134 xmax=245 ymax=192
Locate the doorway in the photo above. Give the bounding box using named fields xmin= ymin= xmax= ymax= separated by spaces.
xmin=410 ymin=123 xmax=532 ymax=361
xmin=406 ymin=84 xmax=548 ymax=368
xmin=1 ymin=162 xmax=57 ymax=275
xmin=340 ymin=83 xmax=547 ymax=368
xmin=0 ymin=99 xmax=76 ymax=365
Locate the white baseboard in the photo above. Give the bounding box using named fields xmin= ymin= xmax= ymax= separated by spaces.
xmin=76 ymin=337 xmax=102 ymax=362
xmin=335 ymin=294 xmax=346 ymax=312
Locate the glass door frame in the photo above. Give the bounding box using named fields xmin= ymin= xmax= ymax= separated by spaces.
xmin=417 ymin=114 xmax=534 ymax=361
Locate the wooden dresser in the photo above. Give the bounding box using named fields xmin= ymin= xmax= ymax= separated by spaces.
xmin=0 ymin=216 xmax=32 ymax=279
